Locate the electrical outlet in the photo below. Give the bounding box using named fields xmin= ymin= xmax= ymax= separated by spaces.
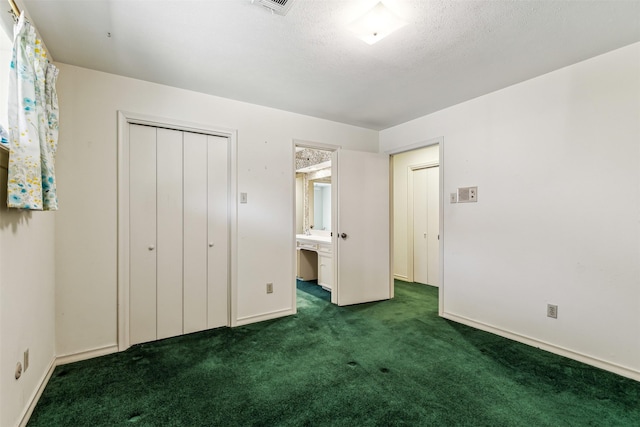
xmin=469 ymin=187 xmax=477 ymax=201
xmin=24 ymin=349 xmax=29 ymax=372
xmin=457 ymin=186 xmax=478 ymax=203
xmin=266 ymin=283 xmax=273 ymax=294
xmin=547 ymin=304 xmax=558 ymax=319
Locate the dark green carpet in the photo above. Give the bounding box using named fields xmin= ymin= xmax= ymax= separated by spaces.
xmin=28 ymin=280 xmax=639 ymax=426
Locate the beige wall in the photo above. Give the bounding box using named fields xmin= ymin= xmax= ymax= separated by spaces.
xmin=0 ymin=151 xmax=56 ymax=427
xmin=0 ymin=31 xmax=55 ymax=426
xmin=380 ymin=42 xmax=640 ymax=380
xmin=53 ymin=64 xmax=378 ymax=358
xmin=392 ymin=145 xmax=439 ymax=281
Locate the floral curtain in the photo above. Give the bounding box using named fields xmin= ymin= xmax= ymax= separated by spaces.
xmin=6 ymin=11 xmax=59 ymax=210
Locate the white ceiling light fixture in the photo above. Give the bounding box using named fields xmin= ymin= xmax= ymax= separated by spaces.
xmin=348 ymin=2 xmax=408 ymax=45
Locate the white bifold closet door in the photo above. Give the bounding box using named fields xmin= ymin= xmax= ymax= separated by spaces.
xmin=129 ymin=124 xmax=228 ymax=346
xmin=412 ymin=166 xmax=439 ymax=286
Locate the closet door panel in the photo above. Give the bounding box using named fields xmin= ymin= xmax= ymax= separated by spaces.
xmin=183 ymin=132 xmax=208 ymax=333
xmin=426 ymin=166 xmax=440 ymax=286
xmin=413 ymin=168 xmax=428 ymax=285
xmin=129 ymin=124 xmax=158 ymax=345
xmin=208 ymin=135 xmax=229 ymax=328
xmin=156 ymin=128 xmax=184 ymax=340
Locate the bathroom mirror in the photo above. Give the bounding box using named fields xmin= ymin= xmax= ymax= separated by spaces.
xmin=312 ymin=181 xmax=331 ymax=231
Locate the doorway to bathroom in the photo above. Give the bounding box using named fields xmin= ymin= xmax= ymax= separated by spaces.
xmin=293 ymin=141 xmax=391 ymax=309
xmin=295 ymin=145 xmax=334 ymax=300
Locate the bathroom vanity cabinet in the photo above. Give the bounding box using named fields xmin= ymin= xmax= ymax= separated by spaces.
xmin=317 ymin=245 xmax=333 ymax=291
xmin=296 ymin=235 xmax=333 ymax=291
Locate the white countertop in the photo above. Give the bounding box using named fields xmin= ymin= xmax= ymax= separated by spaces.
xmin=296 ymin=234 xmax=331 ymax=244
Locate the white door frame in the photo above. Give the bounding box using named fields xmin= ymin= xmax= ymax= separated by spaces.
xmin=117 ymin=111 xmax=238 ymax=351
xmin=407 ymin=162 xmax=439 ymax=284
xmin=292 ymin=139 xmax=340 ymax=311
xmin=386 ymin=136 xmax=444 ymax=315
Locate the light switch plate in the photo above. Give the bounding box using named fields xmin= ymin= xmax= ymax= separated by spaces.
xmin=240 ymin=192 xmax=247 ymax=204
xmin=450 ymin=193 xmax=457 ymax=203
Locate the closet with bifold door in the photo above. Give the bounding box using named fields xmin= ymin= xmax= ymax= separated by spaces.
xmin=128 ymin=124 xmax=229 ymax=346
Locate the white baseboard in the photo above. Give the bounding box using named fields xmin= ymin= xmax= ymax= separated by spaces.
xmin=234 ymin=308 xmax=294 ymax=326
xmin=18 ymin=357 xmax=55 ymax=427
xmin=442 ymin=312 xmax=640 ymax=382
xmin=56 ymin=344 xmax=119 ymax=366
xmin=393 ymin=274 xmax=410 ymax=282
xmin=18 ymin=344 xmax=120 ymax=426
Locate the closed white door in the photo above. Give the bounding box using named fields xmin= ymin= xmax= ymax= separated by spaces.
xmin=183 ymin=132 xmax=208 ymax=334
xmin=129 ymin=124 xmax=228 ymax=345
xmin=129 ymin=125 xmax=158 ymax=345
xmin=412 ymin=166 xmax=439 ymax=286
xmin=332 ymin=149 xmax=390 ymax=306
xmin=426 ymin=166 xmax=439 ymax=286
xmin=413 ymin=168 xmax=428 ymax=284
xmin=206 ymin=135 xmax=229 ymax=329
xmin=156 ymin=128 xmax=184 ymax=339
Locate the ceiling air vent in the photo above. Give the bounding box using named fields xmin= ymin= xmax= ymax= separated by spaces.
xmin=258 ymin=0 xmax=296 ymax=16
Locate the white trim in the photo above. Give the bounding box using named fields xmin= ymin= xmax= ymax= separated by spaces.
xmin=18 ymin=357 xmax=56 ymax=427
xmin=117 ymin=111 xmax=130 ymax=350
xmin=118 ymin=111 xmax=238 ymax=137
xmin=117 ymin=111 xmax=238 ymax=345
xmin=388 ymin=155 xmax=394 ymax=299
xmin=56 ymin=344 xmax=119 ymax=366
xmin=409 ymin=161 xmax=439 ymax=172
xmin=384 ymin=137 xmax=442 ymax=156
xmin=293 ymin=139 xmax=341 ymax=152
xmin=291 ymin=142 xmax=298 ymax=315
xmin=442 ymin=312 xmax=640 ymax=382
xmin=438 ymin=141 xmax=444 ymax=316
xmin=235 ymin=308 xmax=295 ymax=326
xmin=228 ymin=131 xmax=239 ymax=327
xmin=393 ymin=274 xmax=410 ymax=282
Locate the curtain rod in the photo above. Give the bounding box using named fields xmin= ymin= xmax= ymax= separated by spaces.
xmin=8 ymin=0 xmax=19 ymax=17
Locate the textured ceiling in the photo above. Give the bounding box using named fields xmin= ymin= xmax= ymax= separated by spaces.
xmin=21 ymin=0 xmax=640 ymax=130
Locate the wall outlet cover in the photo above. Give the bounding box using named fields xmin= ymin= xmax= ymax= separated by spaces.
xmin=547 ymin=304 xmax=558 ymax=319
xmin=469 ymin=187 xmax=477 ymax=201
xmin=457 ymin=186 xmax=478 ymax=203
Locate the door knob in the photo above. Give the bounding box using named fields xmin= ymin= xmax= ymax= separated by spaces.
xmin=340 ymin=233 xmax=348 ymax=239
xmin=208 ymin=242 xmax=214 ymax=247
xmin=148 ymin=245 xmax=155 ymax=251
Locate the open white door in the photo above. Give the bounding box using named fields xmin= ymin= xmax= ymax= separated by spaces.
xmin=332 ymin=149 xmax=391 ymax=306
